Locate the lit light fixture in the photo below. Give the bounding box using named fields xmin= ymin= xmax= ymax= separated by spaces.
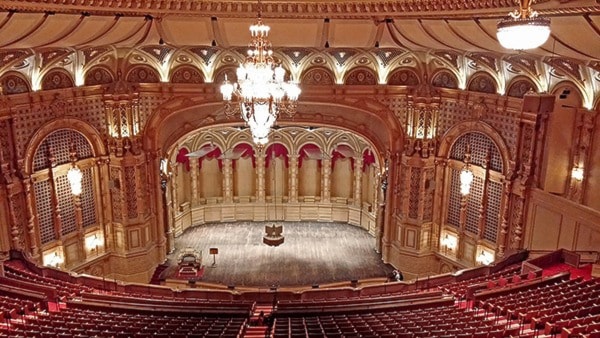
xmin=220 ymin=3 xmax=301 ymax=146
xmin=67 ymin=165 xmax=83 ymax=196
xmin=497 ymin=0 xmax=550 ymax=50
xmin=47 ymin=252 xmax=64 ymax=268
xmin=441 ymin=233 xmax=457 ymax=251
xmin=460 ymin=167 xmax=474 ymax=196
xmin=476 ymin=250 xmax=494 ymax=265
xmin=572 ymin=167 xmax=584 ymax=181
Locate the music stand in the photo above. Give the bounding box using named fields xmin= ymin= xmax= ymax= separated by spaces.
xmin=209 ymin=248 xmax=218 ymax=267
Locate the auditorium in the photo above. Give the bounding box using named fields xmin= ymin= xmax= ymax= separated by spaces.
xmin=0 ymin=0 xmax=599 ymax=336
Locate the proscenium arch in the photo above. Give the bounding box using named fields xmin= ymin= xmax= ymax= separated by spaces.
xmin=143 ymin=96 xmax=404 ymax=165
xmin=23 ymin=118 xmax=107 ymax=174
xmin=437 ymin=121 xmax=512 ymax=175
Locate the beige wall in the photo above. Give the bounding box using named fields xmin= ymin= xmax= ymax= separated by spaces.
xmin=525 ymin=189 xmax=600 ymax=252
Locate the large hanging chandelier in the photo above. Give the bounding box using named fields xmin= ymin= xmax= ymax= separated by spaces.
xmin=497 ymin=0 xmax=550 ymax=50
xmin=220 ymin=7 xmax=301 ymax=146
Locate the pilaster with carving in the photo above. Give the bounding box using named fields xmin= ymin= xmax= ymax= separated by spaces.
xmin=568 ymin=109 xmax=595 ymax=202
xmin=256 ymin=150 xmax=266 ymax=202
xmin=353 ymin=156 xmax=363 ymax=207
xmin=288 ymin=154 xmax=299 ymax=203
xmin=509 ymin=94 xmax=554 ymax=250
xmin=321 ymin=155 xmax=332 ymax=203
xmin=23 ymin=177 xmax=39 ymax=258
xmin=222 ymin=158 xmax=233 ymax=203
xmin=190 ymin=157 xmax=199 ymax=206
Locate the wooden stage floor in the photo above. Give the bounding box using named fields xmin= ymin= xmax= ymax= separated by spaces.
xmin=166 ymin=222 xmax=392 ymax=287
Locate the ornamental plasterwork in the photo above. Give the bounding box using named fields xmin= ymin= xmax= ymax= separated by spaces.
xmin=0 ymin=0 xmax=548 ymax=17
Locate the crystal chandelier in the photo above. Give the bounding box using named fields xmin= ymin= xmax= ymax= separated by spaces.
xmin=497 ymin=0 xmax=550 ymax=50
xmin=220 ymin=8 xmax=301 ymax=146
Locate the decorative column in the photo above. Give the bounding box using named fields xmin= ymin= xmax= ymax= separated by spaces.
xmin=568 ymin=109 xmax=594 ymax=202
xmin=288 ymin=154 xmax=299 ymax=203
xmin=256 ymin=150 xmax=266 ymax=202
xmin=497 ymin=174 xmax=513 ymax=258
xmin=161 ymin=172 xmax=175 ymax=254
xmin=46 ymin=146 xmax=62 ymax=242
xmin=509 ymin=93 xmax=554 ymax=250
xmin=321 ymin=155 xmax=332 ymax=203
xmin=190 ymin=158 xmax=199 ymax=206
xmin=353 ymin=156 xmax=363 ymax=207
xmin=22 ymin=177 xmax=39 ymax=258
xmin=222 ymin=158 xmax=233 ymax=203
xmin=375 ymin=160 xmax=388 ymax=253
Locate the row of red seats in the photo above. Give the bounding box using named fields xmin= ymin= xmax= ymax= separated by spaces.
xmin=441 ymin=264 xmax=521 ymax=299
xmin=2 ymin=305 xmax=247 ymax=338
xmin=272 ymin=306 xmax=518 ymax=338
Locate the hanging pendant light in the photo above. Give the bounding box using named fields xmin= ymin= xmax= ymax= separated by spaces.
xmin=497 ymin=0 xmax=550 ymax=50
xmin=221 ymin=2 xmax=301 ymax=146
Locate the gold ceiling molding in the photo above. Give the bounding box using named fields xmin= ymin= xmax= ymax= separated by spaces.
xmin=2 ymin=0 xmax=576 ymax=19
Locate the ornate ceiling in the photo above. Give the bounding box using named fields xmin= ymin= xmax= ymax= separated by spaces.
xmin=0 ymin=0 xmax=599 ymax=107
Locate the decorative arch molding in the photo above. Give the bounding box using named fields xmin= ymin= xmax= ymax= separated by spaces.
xmin=507 ymin=77 xmax=537 ymax=98
xmin=344 ymin=67 xmax=377 ymax=85
xmin=23 ymin=118 xmax=106 ymax=174
xmin=467 ymin=71 xmax=497 ymax=94
xmin=438 ymin=121 xmax=511 ymax=175
xmin=143 ymin=97 xmax=401 ymax=165
xmin=84 ymin=66 xmax=114 ymax=86
xmin=0 ymin=71 xmax=31 ymax=94
xmin=125 ymin=65 xmax=160 ymax=83
xmin=213 ymin=66 xmax=237 ymax=84
xmin=387 ymin=68 xmax=420 ymax=86
xmin=41 ymin=69 xmax=74 ymax=91
xmin=550 ymin=80 xmax=584 ymax=108
xmin=170 ymin=65 xmax=204 ymax=84
xmin=301 ymin=67 xmax=335 ymax=86
xmin=431 ymin=70 xmax=458 ymax=89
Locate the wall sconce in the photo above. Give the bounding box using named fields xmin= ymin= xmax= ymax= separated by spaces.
xmin=476 ymin=250 xmax=494 ymax=266
xmin=67 ymin=165 xmax=83 ymax=196
xmin=46 ymin=252 xmax=64 ymax=268
xmin=441 ymin=233 xmax=458 ymax=251
xmin=85 ymin=234 xmax=103 ymax=253
xmin=460 ymin=167 xmax=474 ymax=195
xmin=571 ymin=167 xmax=584 ymax=181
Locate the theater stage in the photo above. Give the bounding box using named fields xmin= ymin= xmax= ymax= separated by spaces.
xmin=164 ymin=221 xmax=393 ymax=287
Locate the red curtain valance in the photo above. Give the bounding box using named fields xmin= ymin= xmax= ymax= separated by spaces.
xmin=176 ymin=148 xmax=190 ymax=171
xmin=232 ymin=143 xmax=256 ymax=170
xmin=299 ymin=144 xmax=322 ymax=168
xmin=265 ymin=143 xmax=289 ymax=168
xmin=362 ymin=149 xmax=375 ymax=171
xmin=331 ymin=144 xmax=355 ymax=171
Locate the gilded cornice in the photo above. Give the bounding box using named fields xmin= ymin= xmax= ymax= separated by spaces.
xmin=2 ymin=0 xmax=595 ymax=19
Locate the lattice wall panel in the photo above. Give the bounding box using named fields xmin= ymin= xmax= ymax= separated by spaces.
xmin=139 ymin=164 xmax=149 ymax=217
xmin=110 ymin=167 xmax=122 ymax=222
xmin=14 ymin=100 xmax=104 ymax=162
xmin=408 ymin=168 xmax=421 ymax=219
xmin=437 ymin=101 xmax=464 ymax=137
xmin=125 ymin=166 xmax=138 ymax=219
xmin=465 ymin=176 xmax=484 ymax=235
xmin=382 ymin=97 xmax=409 ymax=126
xmin=56 ymin=175 xmax=77 ymax=236
xmin=423 ymin=168 xmax=434 ymax=222
xmin=0 ymin=120 xmax=13 ymax=163
xmin=450 ymin=132 xmax=503 ymax=172
xmin=446 ymin=169 xmax=461 ymax=228
xmin=81 ymin=168 xmax=97 ymax=228
xmin=33 ymin=130 xmax=93 ymax=171
xmin=484 ymin=180 xmax=502 ymax=242
xmin=34 ymin=180 xmax=55 ymax=244
xmin=139 ymin=94 xmax=167 ymax=134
